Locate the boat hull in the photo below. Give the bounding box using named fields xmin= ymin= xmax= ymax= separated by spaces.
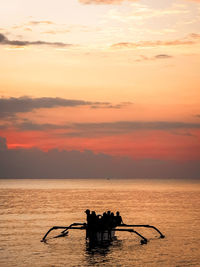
xmin=88 ymin=230 xmax=115 ymax=242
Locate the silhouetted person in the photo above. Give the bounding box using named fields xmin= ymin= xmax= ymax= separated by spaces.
xmin=101 ymin=212 xmax=107 ymax=230
xmin=90 ymin=211 xmax=98 ymax=239
xmin=115 ymin=211 xmax=123 ymax=226
xmin=90 ymin=211 xmax=97 ymax=225
xmin=85 ymin=209 xmax=91 ymax=239
xmin=110 ymin=212 xmax=115 ymax=228
xmin=96 ymin=214 xmax=101 ymax=231
xmin=98 ymin=212 xmax=108 ymax=241
xmin=106 ymin=211 xmax=112 ymax=239
xmin=107 ymin=211 xmax=111 ymax=216
xmin=85 ymin=209 xmax=91 ymax=222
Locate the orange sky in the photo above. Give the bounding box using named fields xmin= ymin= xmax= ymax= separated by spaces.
xmin=0 ymin=0 xmax=200 ymax=163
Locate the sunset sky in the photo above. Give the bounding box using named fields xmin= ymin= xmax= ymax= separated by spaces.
xmin=0 ymin=0 xmax=200 ymax=178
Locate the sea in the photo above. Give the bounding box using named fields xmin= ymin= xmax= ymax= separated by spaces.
xmin=0 ymin=179 xmax=199 ymax=267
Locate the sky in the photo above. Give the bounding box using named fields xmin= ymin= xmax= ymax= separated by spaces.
xmin=0 ymin=0 xmax=200 ymax=178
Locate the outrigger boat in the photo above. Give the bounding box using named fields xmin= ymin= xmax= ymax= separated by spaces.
xmin=41 ymin=215 xmax=165 ymax=245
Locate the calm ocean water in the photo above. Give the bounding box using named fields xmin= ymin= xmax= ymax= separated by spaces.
xmin=0 ymin=179 xmax=199 ymax=267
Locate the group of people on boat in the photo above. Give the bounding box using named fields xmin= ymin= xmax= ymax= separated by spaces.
xmin=85 ymin=209 xmax=123 ymax=240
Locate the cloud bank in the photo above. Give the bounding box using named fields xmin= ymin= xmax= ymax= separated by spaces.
xmin=12 ymin=120 xmax=200 ymax=135
xmin=0 ymin=137 xmax=199 ymax=179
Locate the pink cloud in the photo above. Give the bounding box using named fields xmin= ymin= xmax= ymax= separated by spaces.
xmin=184 ymin=0 xmax=200 ymax=2
xmin=79 ymin=0 xmax=137 ymax=4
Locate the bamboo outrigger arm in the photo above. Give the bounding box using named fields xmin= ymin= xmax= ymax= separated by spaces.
xmin=114 ymin=228 xmax=148 ymax=244
xmin=41 ymin=223 xmax=86 ymax=242
xmin=119 ymin=224 xmax=165 ymax=238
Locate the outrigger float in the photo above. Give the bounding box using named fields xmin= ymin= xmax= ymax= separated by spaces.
xmin=41 ymin=218 xmax=165 ymax=245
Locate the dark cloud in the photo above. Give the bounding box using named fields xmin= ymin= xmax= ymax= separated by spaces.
xmin=0 ymin=137 xmax=199 ymax=179
xmin=154 ymin=54 xmax=172 ymax=59
xmin=0 ymin=33 xmax=73 ymax=47
xmin=0 ymin=96 xmax=91 ymax=118
xmin=79 ymin=0 xmax=137 ymax=4
xmin=91 ymin=102 xmax=131 ymax=109
xmin=17 ymin=121 xmax=70 ymax=131
xmin=136 ymin=54 xmax=172 ymax=62
xmin=0 ymin=96 xmax=127 ymax=118
xmin=12 ymin=120 xmax=200 ymax=136
xmin=70 ymin=120 xmax=200 ymax=130
xmin=65 ymin=121 xmax=200 ymax=137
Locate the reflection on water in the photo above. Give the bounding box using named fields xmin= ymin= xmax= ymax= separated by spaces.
xmin=86 ymin=240 xmax=116 ymax=256
xmin=86 ymin=238 xmax=122 ymax=254
xmin=0 ymin=179 xmax=200 ymax=267
xmin=85 ymin=239 xmax=123 ymax=266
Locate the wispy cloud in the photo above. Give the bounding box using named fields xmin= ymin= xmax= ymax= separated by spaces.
xmin=42 ymin=30 xmax=70 ymax=35
xmin=136 ymin=54 xmax=173 ymax=62
xmin=189 ymin=33 xmax=200 ymax=39
xmin=0 ymin=33 xmax=73 ymax=47
xmin=11 ymin=20 xmax=71 ymax=38
xmin=91 ymin=102 xmax=131 ymax=109
xmin=184 ymin=0 xmax=200 ymax=2
xmin=16 ymin=121 xmax=70 ymax=131
xmin=104 ymin=2 xmax=189 ymax=23
xmin=63 ymin=121 xmax=200 ymax=137
xmin=28 ymin=21 xmax=54 ymax=26
xmin=79 ymin=0 xmax=137 ymax=4
xmin=12 ymin=21 xmax=55 ymax=29
xmin=0 ymin=96 xmax=130 ymax=118
xmin=111 ymin=33 xmax=200 ymax=49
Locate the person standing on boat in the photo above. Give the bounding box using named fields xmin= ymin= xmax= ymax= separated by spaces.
xmin=85 ymin=209 xmax=91 ymax=223
xmin=115 ymin=211 xmax=123 ymax=226
xmin=106 ymin=211 xmax=112 ymax=239
xmin=90 ymin=211 xmax=97 ymax=229
xmin=110 ymin=212 xmax=115 ymax=228
xmin=85 ymin=209 xmax=91 ymax=239
xmin=100 ymin=212 xmax=107 ymax=230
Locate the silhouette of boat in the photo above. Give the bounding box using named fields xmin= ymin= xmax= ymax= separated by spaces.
xmin=41 ymin=215 xmax=165 ymax=245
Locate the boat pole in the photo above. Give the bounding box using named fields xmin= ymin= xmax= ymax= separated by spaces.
xmin=114 ymin=228 xmax=148 ymax=244
xmin=119 ymin=224 xmax=165 ymax=238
